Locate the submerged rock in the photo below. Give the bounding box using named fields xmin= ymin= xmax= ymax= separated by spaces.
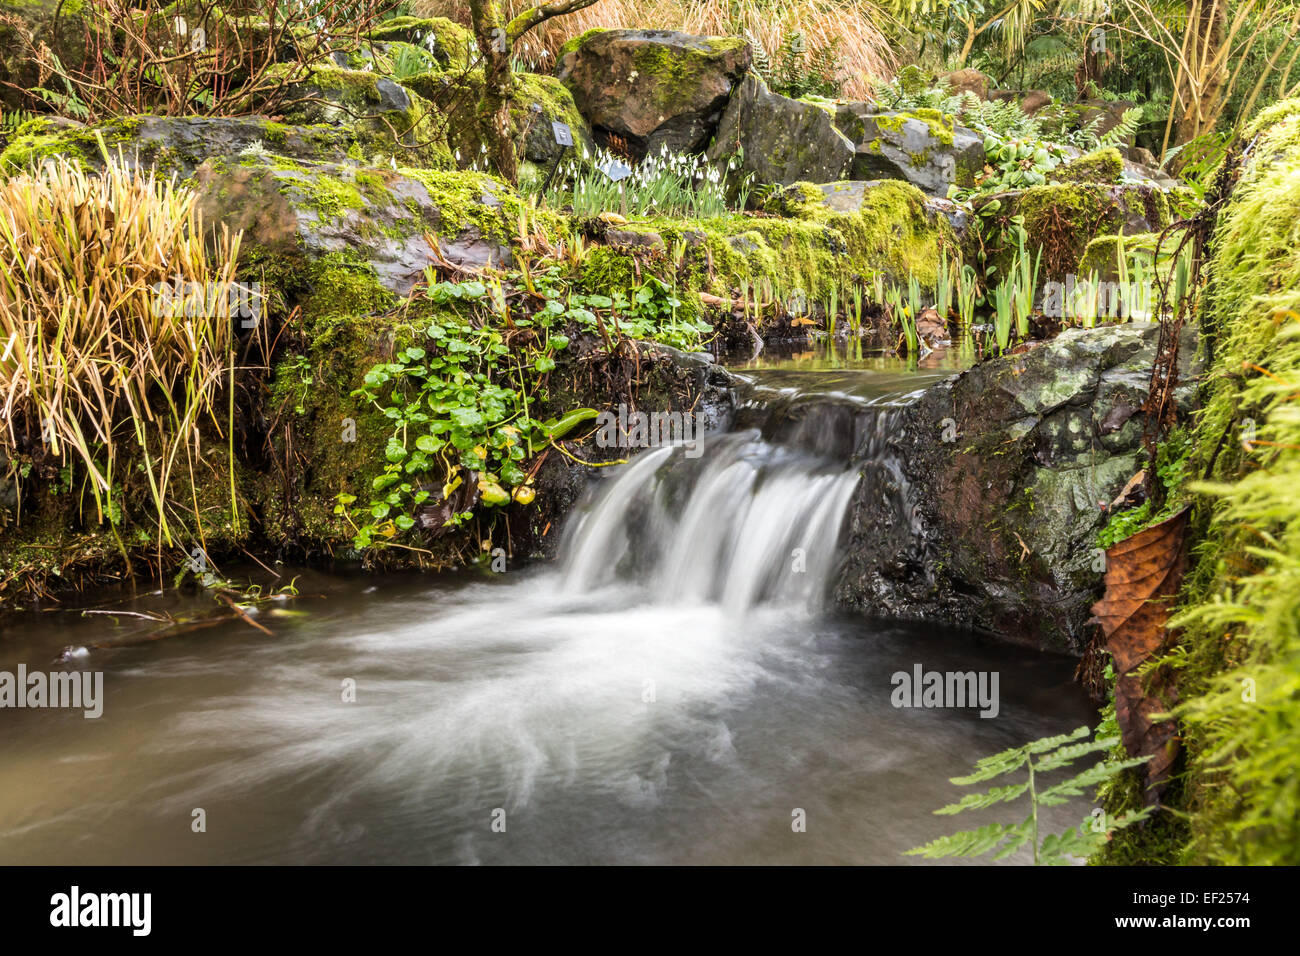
xmin=557 ymin=29 xmax=750 ymax=157
xmin=836 ymin=322 xmax=1200 ymax=653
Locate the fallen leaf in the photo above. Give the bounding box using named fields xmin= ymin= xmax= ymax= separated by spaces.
xmin=1088 ymin=506 xmax=1190 ymax=801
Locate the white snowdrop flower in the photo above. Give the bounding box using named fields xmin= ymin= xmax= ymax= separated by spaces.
xmin=455 ymin=149 xmax=461 ymax=162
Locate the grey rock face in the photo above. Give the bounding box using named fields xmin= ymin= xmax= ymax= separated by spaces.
xmin=835 ymin=106 xmax=984 ymax=197
xmin=194 ymin=156 xmax=511 ymax=296
xmin=834 ymin=322 xmax=1200 ymax=653
xmin=706 ymin=75 xmax=854 ymax=186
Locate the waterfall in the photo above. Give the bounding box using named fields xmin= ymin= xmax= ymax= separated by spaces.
xmin=559 ymin=413 xmax=891 ymax=614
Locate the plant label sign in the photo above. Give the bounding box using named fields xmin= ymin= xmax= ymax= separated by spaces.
xmin=551 ymin=121 xmax=573 ymax=147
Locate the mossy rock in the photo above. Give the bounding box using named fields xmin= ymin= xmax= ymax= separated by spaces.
xmin=705 ymin=74 xmax=854 ymax=187
xmin=601 ymin=177 xmax=956 ymax=320
xmin=834 ymin=105 xmax=984 ymax=196
xmin=1077 ymin=231 xmax=1181 ymax=286
xmin=192 ymin=155 xmax=550 ymax=304
xmin=1049 ymin=146 xmax=1124 ymax=185
xmin=0 ymin=114 xmax=358 ymax=181
xmin=406 ymin=69 xmax=595 ymax=175
xmin=557 ymin=28 xmax=750 ymax=157
xmin=279 ymin=64 xmax=452 ymax=169
xmin=367 ymin=15 xmax=474 ymax=68
xmin=982 ymin=181 xmax=1171 ymax=281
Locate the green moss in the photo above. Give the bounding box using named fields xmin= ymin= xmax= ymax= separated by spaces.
xmin=870 ymin=110 xmax=955 ymax=148
xmin=557 ymin=28 xmax=610 ymax=61
xmin=369 ymin=15 xmax=472 ymax=66
xmin=277 ymin=64 xmax=452 ymax=169
xmin=998 ymin=182 xmax=1171 ymax=280
xmin=1049 ymin=146 xmax=1124 ymax=185
xmin=602 ymin=179 xmax=954 ymax=328
xmin=1099 ymin=97 xmax=1300 ymax=865
xmin=628 ymin=37 xmax=748 ymax=115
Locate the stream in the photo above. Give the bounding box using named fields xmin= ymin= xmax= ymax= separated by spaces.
xmin=0 ymin=351 xmax=1096 ymax=865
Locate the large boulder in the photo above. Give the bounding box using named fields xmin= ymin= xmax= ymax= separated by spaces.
xmin=193 ymin=156 xmax=529 ymax=296
xmin=764 ymin=179 xmax=969 ymax=237
xmin=835 ymin=106 xmax=984 ymax=196
xmin=557 ymin=29 xmax=750 ymax=157
xmin=705 ymin=74 xmax=854 ymax=186
xmin=836 ymin=322 xmax=1200 ymax=653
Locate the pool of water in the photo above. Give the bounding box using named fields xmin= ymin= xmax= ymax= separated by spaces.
xmin=0 ymin=569 xmax=1093 ymax=865
xmin=0 ymin=356 xmax=1095 ymax=866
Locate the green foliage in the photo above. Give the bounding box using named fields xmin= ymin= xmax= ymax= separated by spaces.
xmin=343 ymin=276 xmax=567 ymax=547
xmin=340 ymin=255 xmax=711 ymax=549
xmin=874 ymin=66 xmax=963 ymax=113
xmin=907 ymin=725 xmax=1152 ymax=865
xmin=1142 ymin=99 xmax=1300 ymax=864
xmin=747 ymin=29 xmax=844 ymax=100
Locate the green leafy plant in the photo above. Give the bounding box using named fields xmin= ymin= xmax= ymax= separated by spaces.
xmin=992 ymin=277 xmax=1015 ymax=353
xmin=906 ymin=725 xmax=1152 ymax=865
xmin=344 ymin=276 xmax=570 ymax=547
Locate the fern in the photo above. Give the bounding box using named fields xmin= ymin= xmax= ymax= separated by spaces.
xmin=745 ymin=29 xmax=771 ymax=84
xmin=1099 ymin=106 xmax=1143 ymax=148
xmin=906 ymin=725 xmax=1153 ymax=865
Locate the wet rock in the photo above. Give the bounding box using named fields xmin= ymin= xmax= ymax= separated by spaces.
xmin=705 ymin=75 xmax=853 ymax=186
xmin=771 ymin=180 xmax=970 ymax=240
xmin=557 ymin=29 xmax=750 ymax=157
xmin=836 ymin=322 xmax=1200 ymax=653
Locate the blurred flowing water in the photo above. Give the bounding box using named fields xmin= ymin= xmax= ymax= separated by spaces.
xmin=0 ymin=356 xmax=1094 ymax=864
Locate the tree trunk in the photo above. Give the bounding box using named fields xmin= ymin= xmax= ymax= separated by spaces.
xmin=467 ymin=0 xmax=518 ymax=184
xmin=1174 ymin=0 xmax=1228 ymax=149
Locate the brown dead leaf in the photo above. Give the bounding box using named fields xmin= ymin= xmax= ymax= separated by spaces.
xmin=1088 ymin=506 xmax=1190 ymax=801
xmin=917 ymin=306 xmax=946 ymax=342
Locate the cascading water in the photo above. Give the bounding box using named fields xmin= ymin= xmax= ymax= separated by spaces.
xmin=0 ymin=362 xmax=1094 ymax=865
xmin=559 ymin=431 xmax=864 ymax=614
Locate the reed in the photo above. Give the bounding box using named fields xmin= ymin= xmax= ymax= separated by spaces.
xmin=0 ymin=152 xmax=242 ymax=546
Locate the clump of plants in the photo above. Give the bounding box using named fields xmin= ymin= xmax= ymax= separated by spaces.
xmin=538 ymin=145 xmax=749 ymax=219
xmin=338 ymin=256 xmax=710 ymax=550
xmin=0 ymin=150 xmax=244 ymax=551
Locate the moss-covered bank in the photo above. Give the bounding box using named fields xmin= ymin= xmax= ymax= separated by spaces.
xmin=1097 ymin=97 xmax=1300 ymax=865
